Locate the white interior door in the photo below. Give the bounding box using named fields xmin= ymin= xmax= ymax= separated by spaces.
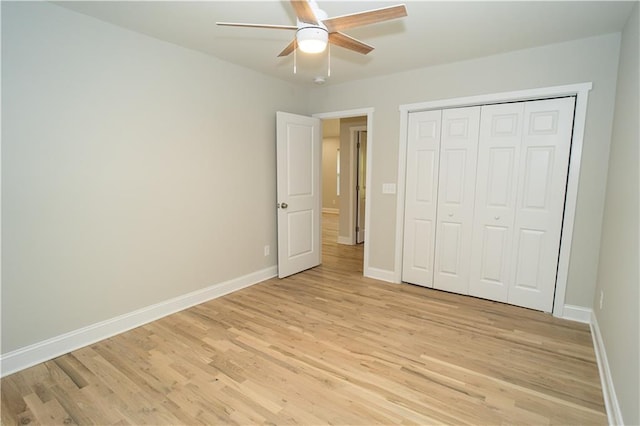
xmin=468 ymin=102 xmax=525 ymax=303
xmin=402 ymin=110 xmax=442 ymax=287
xmin=276 ymin=112 xmax=321 ymax=278
xmin=356 ymin=131 xmax=367 ymax=244
xmin=433 ymin=106 xmax=481 ymax=295
xmin=507 ymin=97 xmax=575 ymax=311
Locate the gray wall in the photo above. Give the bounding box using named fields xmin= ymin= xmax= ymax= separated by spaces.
xmin=310 ymin=33 xmax=621 ymax=310
xmin=1 ymin=2 xmax=308 ymax=352
xmin=321 ymin=130 xmax=340 ymax=211
xmin=594 ymin=4 xmax=639 ymax=424
xmin=321 ymin=119 xmax=340 ymax=212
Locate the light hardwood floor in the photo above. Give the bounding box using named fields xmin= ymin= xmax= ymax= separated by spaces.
xmin=1 ymin=213 xmax=606 ymax=425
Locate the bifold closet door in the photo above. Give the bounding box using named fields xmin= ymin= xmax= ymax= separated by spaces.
xmin=468 ymin=97 xmax=575 ymax=312
xmin=468 ymin=102 xmax=524 ymax=303
xmin=506 ymin=97 xmax=575 ymax=311
xmin=433 ymin=107 xmax=481 ymax=294
xmin=402 ymin=110 xmax=442 ymax=287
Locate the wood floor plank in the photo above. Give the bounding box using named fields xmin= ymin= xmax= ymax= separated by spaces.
xmin=1 ymin=378 xmax=29 ymax=425
xmin=1 ymin=213 xmax=606 ymax=425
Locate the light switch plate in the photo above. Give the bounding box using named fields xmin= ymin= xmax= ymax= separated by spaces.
xmin=382 ymin=183 xmax=397 ymax=194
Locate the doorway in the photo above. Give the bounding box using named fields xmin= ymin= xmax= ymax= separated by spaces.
xmin=315 ymin=108 xmax=374 ymax=276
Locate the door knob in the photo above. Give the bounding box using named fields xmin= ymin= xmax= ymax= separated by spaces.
xmin=279 ymin=202 xmax=288 ymax=209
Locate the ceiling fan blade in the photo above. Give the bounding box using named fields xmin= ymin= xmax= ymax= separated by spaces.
xmin=323 ymin=4 xmax=407 ymax=33
xmin=216 ymin=22 xmax=298 ymax=30
xmin=278 ymin=39 xmax=298 ymax=57
xmin=290 ymin=0 xmax=318 ymax=25
xmin=329 ymin=32 xmax=374 ymax=55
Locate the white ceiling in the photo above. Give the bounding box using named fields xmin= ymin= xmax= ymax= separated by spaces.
xmin=55 ymin=0 xmax=635 ymax=86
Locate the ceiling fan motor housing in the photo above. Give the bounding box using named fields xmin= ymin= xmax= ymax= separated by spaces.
xmin=296 ymin=25 xmax=329 ymax=53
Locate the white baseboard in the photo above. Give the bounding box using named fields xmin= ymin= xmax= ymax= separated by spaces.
xmin=364 ymin=267 xmax=398 ymax=283
xmin=590 ymin=311 xmax=624 ymax=426
xmin=322 ymin=208 xmax=339 ymax=214
xmin=561 ymin=304 xmax=592 ymax=323
xmin=0 ymin=266 xmax=277 ymax=378
xmin=337 ymin=236 xmax=354 ymax=245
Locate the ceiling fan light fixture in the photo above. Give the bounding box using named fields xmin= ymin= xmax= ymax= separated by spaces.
xmin=296 ymin=27 xmax=328 ymax=54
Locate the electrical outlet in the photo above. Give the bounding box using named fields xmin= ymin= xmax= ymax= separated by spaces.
xmin=264 ymin=245 xmax=270 ymax=257
xmin=599 ymin=290 xmax=604 ymax=310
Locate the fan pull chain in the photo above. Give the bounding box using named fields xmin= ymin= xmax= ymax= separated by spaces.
xmin=327 ymin=43 xmax=331 ymax=77
xmin=294 ymin=47 xmax=297 ymax=74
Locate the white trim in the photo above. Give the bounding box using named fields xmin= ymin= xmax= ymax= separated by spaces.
xmin=365 ymin=267 xmax=397 ymax=284
xmin=322 ymin=207 xmax=339 ymax=214
xmin=561 ymin=305 xmax=592 ymax=324
xmin=0 ymin=266 xmax=277 ymax=378
xmin=398 ymin=83 xmax=592 ymax=113
xmin=552 ymin=87 xmax=591 ymax=317
xmin=394 ymin=107 xmax=410 ymax=284
xmin=590 ymin=312 xmax=624 ymax=426
xmin=395 ymin=83 xmax=593 ymax=315
xmin=313 ymin=108 xmax=374 ymax=120
xmin=313 ymin=108 xmax=375 ymax=279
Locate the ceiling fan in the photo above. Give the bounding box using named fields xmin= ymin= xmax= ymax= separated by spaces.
xmin=216 ymin=0 xmax=407 ymax=57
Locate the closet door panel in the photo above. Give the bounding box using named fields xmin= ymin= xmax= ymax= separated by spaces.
xmin=433 ymin=106 xmax=481 ymax=294
xmin=441 ymin=149 xmax=466 ymax=204
xmin=410 ymin=219 xmax=434 ymax=270
xmin=402 ymin=110 xmax=442 ymax=287
xmin=507 ymin=97 xmax=575 ymax=312
xmin=469 ymin=103 xmax=524 ymax=302
xmin=486 ymin=147 xmax=517 ymax=206
xmin=438 ymin=222 xmax=462 ymax=275
xmin=415 ymin=150 xmax=438 ymax=202
xmin=513 ymin=229 xmax=545 ymax=289
xmin=478 ymin=225 xmax=509 ymax=284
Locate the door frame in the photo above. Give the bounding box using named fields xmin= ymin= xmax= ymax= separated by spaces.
xmin=350 ymin=125 xmax=367 ymax=245
xmin=355 ymin=128 xmax=367 ymax=244
xmin=313 ymin=108 xmax=374 ymax=277
xmin=394 ymin=83 xmax=592 ymax=318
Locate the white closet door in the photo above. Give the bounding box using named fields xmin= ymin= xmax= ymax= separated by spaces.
xmin=402 ymin=110 xmax=442 ymax=287
xmin=507 ymin=97 xmax=575 ymax=311
xmin=468 ymin=102 xmax=524 ymax=302
xmin=433 ymin=106 xmax=481 ymax=294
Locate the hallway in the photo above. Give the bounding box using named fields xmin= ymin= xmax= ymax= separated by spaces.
xmin=321 ymin=212 xmax=363 ymax=275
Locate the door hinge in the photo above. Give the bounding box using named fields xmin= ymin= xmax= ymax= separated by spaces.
xmin=356 ymin=226 xmax=360 ymax=232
